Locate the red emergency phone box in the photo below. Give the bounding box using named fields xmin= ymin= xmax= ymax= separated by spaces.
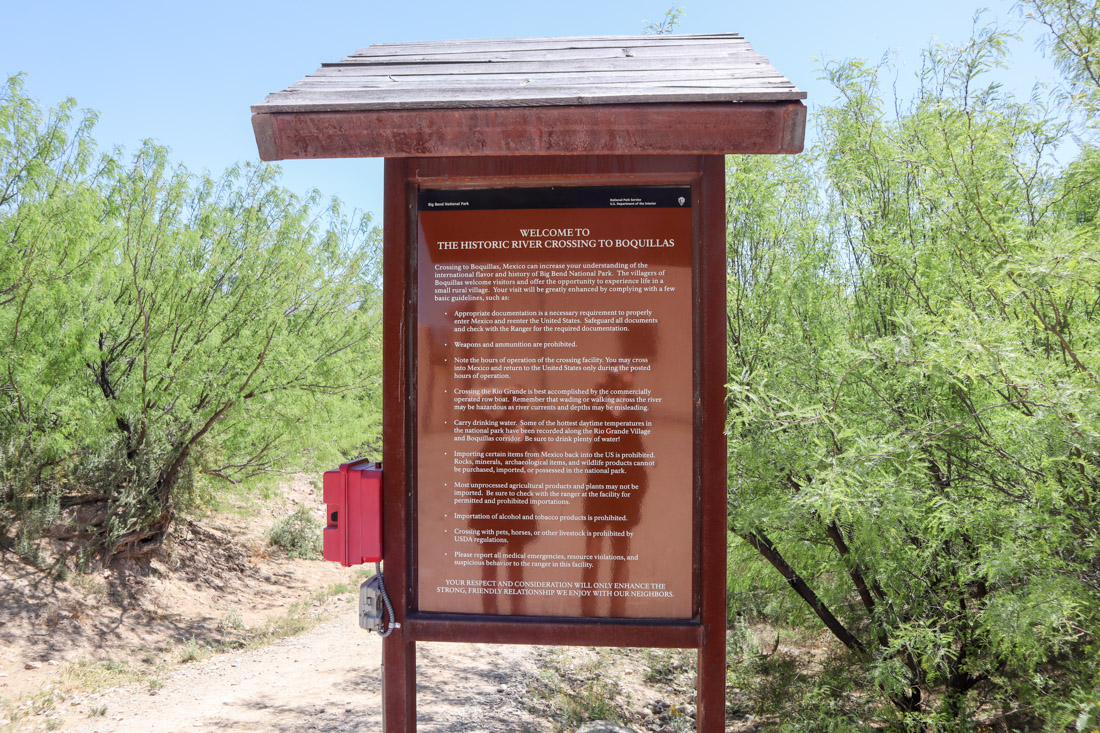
xmin=322 ymin=459 xmax=382 ymax=567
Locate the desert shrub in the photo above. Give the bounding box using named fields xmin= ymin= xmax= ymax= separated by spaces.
xmin=0 ymin=74 xmax=382 ymax=561
xmin=267 ymin=506 xmax=322 ymax=559
xmin=727 ymin=17 xmax=1100 ymax=730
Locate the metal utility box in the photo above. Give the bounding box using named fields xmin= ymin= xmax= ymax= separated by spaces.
xmin=322 ymin=459 xmax=382 ymax=566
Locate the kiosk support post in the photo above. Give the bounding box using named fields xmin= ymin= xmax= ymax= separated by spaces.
xmin=382 ymin=157 xmax=416 ymax=732
xmin=697 ymin=154 xmax=729 ymax=733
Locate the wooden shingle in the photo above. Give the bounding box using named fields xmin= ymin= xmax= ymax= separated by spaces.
xmin=251 ymin=34 xmax=806 ymax=159
xmin=254 ymin=34 xmax=804 ymax=113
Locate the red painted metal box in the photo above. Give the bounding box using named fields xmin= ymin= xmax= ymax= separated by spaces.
xmin=322 ymin=459 xmax=382 ymax=566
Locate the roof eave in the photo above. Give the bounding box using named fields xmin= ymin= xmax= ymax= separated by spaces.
xmin=252 ymin=101 xmax=807 ymax=160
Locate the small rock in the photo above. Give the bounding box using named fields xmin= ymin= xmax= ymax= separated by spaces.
xmin=24 ymin=662 xmax=41 ymax=670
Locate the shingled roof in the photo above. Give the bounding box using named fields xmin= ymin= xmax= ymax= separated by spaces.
xmin=252 ymin=34 xmax=805 ymax=113
xmin=251 ymin=34 xmax=806 ymax=159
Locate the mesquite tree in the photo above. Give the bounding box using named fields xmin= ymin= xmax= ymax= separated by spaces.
xmin=726 ymin=22 xmax=1099 ymax=731
xmin=0 ymin=75 xmax=381 ymax=561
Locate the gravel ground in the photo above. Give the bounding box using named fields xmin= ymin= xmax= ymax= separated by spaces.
xmin=62 ymin=611 xmax=549 ymax=733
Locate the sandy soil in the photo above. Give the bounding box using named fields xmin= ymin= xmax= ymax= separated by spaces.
xmin=60 ymin=616 xmax=548 ymax=733
xmin=1 ymin=477 xmax=358 ymax=702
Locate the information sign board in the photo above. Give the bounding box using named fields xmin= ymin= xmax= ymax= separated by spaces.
xmin=416 ymin=186 xmax=694 ymax=619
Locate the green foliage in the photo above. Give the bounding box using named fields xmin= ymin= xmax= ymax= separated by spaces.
xmin=1022 ymin=0 xmax=1100 ymax=117
xmin=527 ymin=650 xmax=625 ymax=732
xmin=744 ymin=653 xmax=873 ymax=732
xmin=0 ymin=75 xmax=382 ymax=560
xmin=1078 ymin=697 xmax=1100 ymax=732
xmin=176 ymin=638 xmax=207 ymax=664
xmin=644 ymin=5 xmax=683 ymax=35
xmin=727 ymin=18 xmax=1100 ymax=731
xmin=267 ymin=506 xmax=322 ymax=559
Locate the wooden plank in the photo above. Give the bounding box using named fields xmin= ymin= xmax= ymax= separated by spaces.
xmin=312 ymin=64 xmax=774 ymax=81
xmin=320 ymin=54 xmax=770 ymax=75
xmin=307 ymin=69 xmax=784 ymax=86
xmin=311 ymin=58 xmax=776 ymax=79
xmin=782 ymin=100 xmax=809 ymax=154
xmin=342 ymin=45 xmax=755 ymax=64
xmin=281 ymin=86 xmax=796 ymax=103
xmin=349 ymin=34 xmax=746 ymax=57
xmin=355 ymin=35 xmax=740 ymax=56
xmin=291 ymin=78 xmax=789 ymax=96
xmin=251 ymin=102 xmax=806 ymax=159
xmin=292 ymin=76 xmax=787 ymax=94
xmin=313 ymin=69 xmax=771 ymax=85
xmin=349 ymin=43 xmax=747 ymax=61
xmin=276 ymin=79 xmax=798 ymax=94
xmin=256 ymin=83 xmax=804 ymax=112
xmin=356 ymin=40 xmax=746 ymax=51
xmin=337 ymin=45 xmax=762 ymax=66
xmin=289 ymin=76 xmax=792 ymax=97
xmin=287 ymin=75 xmax=794 ymax=93
xmin=360 ymin=32 xmax=740 ymax=45
xmin=254 ymin=90 xmax=805 ymax=114
xmin=251 ymin=112 xmax=279 ymax=163
xmin=273 ymin=85 xmax=800 ymax=109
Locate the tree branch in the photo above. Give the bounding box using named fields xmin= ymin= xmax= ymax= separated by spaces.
xmin=740 ymin=529 xmax=868 ymax=656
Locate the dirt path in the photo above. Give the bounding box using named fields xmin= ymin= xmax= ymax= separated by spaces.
xmin=1 ymin=475 xmax=559 ymax=732
xmin=2 ymin=476 xmax=706 ymax=732
xmin=64 ymin=611 xmax=549 ymax=733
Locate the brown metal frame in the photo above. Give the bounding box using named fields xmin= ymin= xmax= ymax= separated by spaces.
xmin=382 ymin=154 xmax=727 ymax=732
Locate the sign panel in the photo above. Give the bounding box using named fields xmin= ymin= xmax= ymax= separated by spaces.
xmin=416 ymin=186 xmax=694 ymax=618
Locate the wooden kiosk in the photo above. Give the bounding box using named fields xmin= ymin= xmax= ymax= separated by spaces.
xmin=252 ymin=34 xmax=805 ymax=732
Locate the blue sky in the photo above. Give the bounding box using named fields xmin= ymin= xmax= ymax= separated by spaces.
xmin=2 ymin=1 xmax=1058 ymax=222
